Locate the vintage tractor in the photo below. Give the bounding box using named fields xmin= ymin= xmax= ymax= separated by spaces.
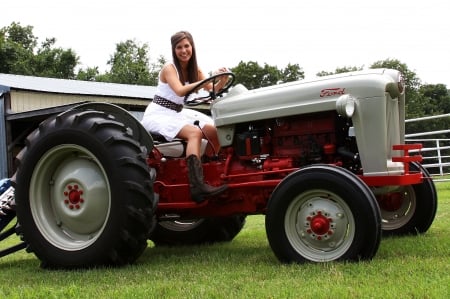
xmin=0 ymin=68 xmax=437 ymax=268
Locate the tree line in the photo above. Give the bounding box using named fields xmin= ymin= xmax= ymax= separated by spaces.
xmin=1 ymin=22 xmax=449 ymax=136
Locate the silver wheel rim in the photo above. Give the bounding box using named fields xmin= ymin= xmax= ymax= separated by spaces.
xmin=380 ymin=186 xmax=416 ymax=230
xmin=158 ymin=218 xmax=204 ymax=232
xmin=29 ymin=144 xmax=111 ymax=251
xmin=284 ymin=189 xmax=355 ymax=262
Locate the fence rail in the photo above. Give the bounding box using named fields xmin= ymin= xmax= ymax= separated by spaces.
xmin=405 ymin=113 xmax=450 ymax=182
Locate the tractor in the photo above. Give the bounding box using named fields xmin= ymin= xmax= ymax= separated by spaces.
xmin=0 ymin=68 xmax=437 ymax=268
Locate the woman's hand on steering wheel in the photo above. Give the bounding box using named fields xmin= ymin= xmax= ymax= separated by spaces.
xmin=184 ymin=72 xmax=235 ymax=106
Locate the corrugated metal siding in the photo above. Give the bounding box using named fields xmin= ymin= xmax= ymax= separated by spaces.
xmin=0 ymin=73 xmax=156 ymax=99
xmin=9 ymin=90 xmax=150 ymax=113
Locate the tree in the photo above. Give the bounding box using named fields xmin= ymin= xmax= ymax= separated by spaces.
xmin=420 ymin=84 xmax=450 ymax=114
xmin=0 ymin=22 xmax=79 ymax=79
xmin=231 ymin=61 xmax=303 ymax=90
xmin=280 ymin=63 xmax=304 ymax=83
xmin=407 ymin=84 xmax=450 ymax=137
xmin=148 ymin=55 xmax=166 ymax=86
xmin=76 ymin=66 xmax=100 ymax=81
xmin=97 ymin=39 xmax=153 ymax=85
xmin=33 ymin=38 xmax=78 ymax=79
xmin=316 ymin=65 xmax=363 ymax=77
xmin=0 ymin=22 xmax=36 ymax=74
xmin=231 ymin=61 xmax=270 ymax=89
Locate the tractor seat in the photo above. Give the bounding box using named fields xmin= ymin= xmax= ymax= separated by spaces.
xmin=151 ymin=133 xmax=208 ymax=158
xmin=151 ymin=134 xmax=186 ymax=157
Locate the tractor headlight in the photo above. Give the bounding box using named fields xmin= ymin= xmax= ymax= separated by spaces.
xmin=336 ymin=94 xmax=356 ymax=118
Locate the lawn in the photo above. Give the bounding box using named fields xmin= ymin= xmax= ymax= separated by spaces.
xmin=0 ymin=182 xmax=449 ymax=299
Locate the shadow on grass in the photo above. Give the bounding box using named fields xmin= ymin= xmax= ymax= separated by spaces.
xmin=0 ymin=252 xmax=40 ymax=270
xmin=138 ymin=240 xmax=278 ymax=267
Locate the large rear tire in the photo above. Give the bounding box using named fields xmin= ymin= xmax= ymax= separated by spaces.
xmin=378 ymin=162 xmax=438 ymax=236
xmin=266 ymin=165 xmax=381 ymax=263
xmin=13 ymin=109 xmax=155 ymax=268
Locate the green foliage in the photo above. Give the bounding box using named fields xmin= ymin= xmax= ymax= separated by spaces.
xmin=231 ymin=61 xmax=304 ymax=90
xmin=0 ymin=22 xmax=79 ymax=79
xmin=316 ymin=65 xmax=363 ymax=77
xmin=33 ymin=38 xmax=78 ymax=79
xmin=96 ymin=39 xmax=153 ymax=85
xmin=281 ymin=63 xmax=305 ymax=83
xmin=407 ymin=83 xmax=450 ymax=137
xmin=148 ymin=55 xmax=167 ymax=86
xmin=76 ymin=66 xmax=100 ymax=81
xmin=420 ymin=83 xmax=450 ymax=114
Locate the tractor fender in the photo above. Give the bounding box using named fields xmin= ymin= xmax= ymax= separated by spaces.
xmin=64 ymin=102 xmax=154 ymax=151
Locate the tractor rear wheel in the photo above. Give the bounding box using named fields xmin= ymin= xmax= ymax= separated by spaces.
xmin=150 ymin=215 xmax=246 ymax=246
xmin=266 ymin=164 xmax=381 ymax=263
xmin=14 ymin=109 xmax=155 ymax=268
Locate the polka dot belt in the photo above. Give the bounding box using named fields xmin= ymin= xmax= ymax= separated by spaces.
xmin=153 ymin=95 xmax=183 ymax=112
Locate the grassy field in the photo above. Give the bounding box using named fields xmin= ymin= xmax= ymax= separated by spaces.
xmin=1 ymin=182 xmax=449 ymax=299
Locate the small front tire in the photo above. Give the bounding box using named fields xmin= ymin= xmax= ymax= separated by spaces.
xmin=266 ymin=165 xmax=381 ymax=263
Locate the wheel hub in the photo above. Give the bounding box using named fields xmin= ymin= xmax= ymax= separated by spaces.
xmin=291 ymin=195 xmax=349 ymax=250
xmin=64 ymin=184 xmax=85 ymax=210
xmin=306 ymin=210 xmax=335 ymax=240
xmin=51 ymin=158 xmax=109 ymax=235
xmin=378 ymin=192 xmax=404 ymax=211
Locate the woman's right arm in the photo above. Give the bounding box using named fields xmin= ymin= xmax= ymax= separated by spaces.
xmin=162 ymin=64 xmax=202 ymax=97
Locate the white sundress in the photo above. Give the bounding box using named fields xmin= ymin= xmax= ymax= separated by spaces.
xmin=141 ymin=63 xmax=210 ymax=141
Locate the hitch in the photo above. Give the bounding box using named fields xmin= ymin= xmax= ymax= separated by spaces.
xmin=0 ymin=179 xmax=27 ymax=258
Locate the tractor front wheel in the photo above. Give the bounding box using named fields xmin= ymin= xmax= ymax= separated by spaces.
xmin=266 ymin=165 xmax=381 ymax=263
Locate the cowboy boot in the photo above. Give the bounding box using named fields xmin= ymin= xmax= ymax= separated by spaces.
xmin=186 ymin=154 xmax=228 ymax=203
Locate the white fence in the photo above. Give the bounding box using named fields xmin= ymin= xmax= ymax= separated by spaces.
xmin=405 ymin=113 xmax=450 ymax=181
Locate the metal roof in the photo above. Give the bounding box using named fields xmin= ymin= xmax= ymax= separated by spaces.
xmin=0 ymin=73 xmax=156 ymax=99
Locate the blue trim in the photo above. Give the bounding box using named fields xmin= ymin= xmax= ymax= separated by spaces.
xmin=0 ymin=96 xmax=8 ymax=178
xmin=0 ymin=85 xmax=10 ymax=95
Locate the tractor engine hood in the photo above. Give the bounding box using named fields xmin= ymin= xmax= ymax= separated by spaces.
xmin=211 ymin=68 xmax=402 ymax=127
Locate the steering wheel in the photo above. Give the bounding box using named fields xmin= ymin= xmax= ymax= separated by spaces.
xmin=184 ymin=72 xmax=235 ymax=106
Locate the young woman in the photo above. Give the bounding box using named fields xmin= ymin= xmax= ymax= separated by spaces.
xmin=141 ymin=31 xmax=228 ymax=203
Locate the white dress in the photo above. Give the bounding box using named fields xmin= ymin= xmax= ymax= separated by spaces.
xmin=141 ymin=63 xmax=210 ymax=141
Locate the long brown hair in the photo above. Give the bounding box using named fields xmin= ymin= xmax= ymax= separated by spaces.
xmin=171 ymin=31 xmax=199 ymax=84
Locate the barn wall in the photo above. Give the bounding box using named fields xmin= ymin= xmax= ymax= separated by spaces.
xmin=9 ymin=90 xmax=150 ymax=113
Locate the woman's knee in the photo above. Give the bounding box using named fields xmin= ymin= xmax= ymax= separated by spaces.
xmin=179 ymin=125 xmax=202 ymax=141
xmin=202 ymin=124 xmax=217 ymax=135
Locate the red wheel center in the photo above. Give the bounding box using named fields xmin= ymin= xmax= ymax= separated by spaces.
xmin=378 ymin=192 xmax=404 ymax=211
xmin=310 ymin=215 xmax=330 ymax=235
xmin=68 ymin=190 xmax=81 ymax=204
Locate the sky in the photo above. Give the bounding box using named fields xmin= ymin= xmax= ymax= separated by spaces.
xmin=2 ymin=0 xmax=450 ymax=86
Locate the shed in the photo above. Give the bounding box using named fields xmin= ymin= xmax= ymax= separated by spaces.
xmin=0 ymin=73 xmax=156 ymax=178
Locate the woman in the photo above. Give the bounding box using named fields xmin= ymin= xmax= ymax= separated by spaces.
xmin=141 ymin=31 xmax=228 ymax=203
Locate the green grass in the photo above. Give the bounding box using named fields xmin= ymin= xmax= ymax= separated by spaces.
xmin=1 ymin=183 xmax=449 ymax=299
